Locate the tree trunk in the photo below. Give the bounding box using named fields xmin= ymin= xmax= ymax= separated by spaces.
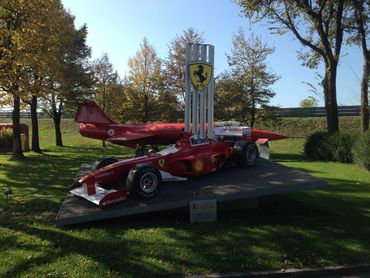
xmin=250 ymin=99 xmax=256 ymax=128
xmin=144 ymin=94 xmax=149 ymax=123
xmin=250 ymin=78 xmax=255 ymax=128
xmin=54 ymin=112 xmax=63 ymax=146
xmin=12 ymin=94 xmax=25 ymax=160
xmin=30 ymin=95 xmax=42 ymax=152
xmin=355 ymin=0 xmax=369 ymax=132
xmin=102 ymin=88 xmax=107 ymax=147
xmin=360 ymin=55 xmax=369 ymax=132
xmin=323 ymin=62 xmax=339 ymax=133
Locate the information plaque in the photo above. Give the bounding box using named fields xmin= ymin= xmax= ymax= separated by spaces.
xmin=189 ymin=199 xmax=217 ymax=223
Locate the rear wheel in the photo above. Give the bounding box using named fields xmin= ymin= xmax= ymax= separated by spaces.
xmin=232 ymin=141 xmax=258 ymax=167
xmin=126 ymin=164 xmax=162 ymax=198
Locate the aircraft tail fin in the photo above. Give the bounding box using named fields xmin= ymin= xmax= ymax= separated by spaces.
xmin=75 ymin=101 xmax=117 ymax=125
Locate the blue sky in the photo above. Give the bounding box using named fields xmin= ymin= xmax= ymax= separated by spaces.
xmin=62 ymin=0 xmax=363 ymax=108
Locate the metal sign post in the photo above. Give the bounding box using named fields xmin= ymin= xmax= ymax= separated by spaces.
xmin=184 ymin=43 xmax=215 ymax=139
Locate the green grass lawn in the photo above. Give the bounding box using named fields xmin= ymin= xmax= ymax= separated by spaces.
xmin=0 ymin=119 xmax=369 ymax=277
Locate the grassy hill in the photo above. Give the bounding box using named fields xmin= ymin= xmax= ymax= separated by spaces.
xmin=257 ymin=116 xmax=362 ymax=138
xmin=1 ymin=118 xmax=120 ymax=150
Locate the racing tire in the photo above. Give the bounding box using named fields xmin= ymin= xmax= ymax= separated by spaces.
xmin=96 ymin=157 xmax=118 ymax=170
xmin=126 ymin=164 xmax=162 ymax=198
xmin=232 ymin=141 xmax=259 ymax=167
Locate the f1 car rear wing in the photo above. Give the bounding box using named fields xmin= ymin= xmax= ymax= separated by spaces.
xmin=213 ymin=126 xmax=270 ymax=160
xmin=213 ymin=126 xmax=252 ymax=141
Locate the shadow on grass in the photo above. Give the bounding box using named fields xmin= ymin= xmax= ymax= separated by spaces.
xmin=2 ymin=178 xmax=370 ymax=277
xmin=1 ymin=147 xmax=370 ymax=276
xmin=0 ymin=145 xmax=133 ymax=218
xmin=1 ymin=221 xmax=179 ymax=277
xmin=270 ymin=152 xmax=310 ymax=162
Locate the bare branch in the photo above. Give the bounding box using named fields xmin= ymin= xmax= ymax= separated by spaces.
xmin=281 ymin=2 xmax=327 ymax=59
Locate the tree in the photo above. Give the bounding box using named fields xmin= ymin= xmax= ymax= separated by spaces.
xmin=165 ymin=27 xmax=204 ymax=103
xmin=299 ymin=96 xmax=319 ymax=108
xmin=126 ymin=38 xmax=162 ymax=123
xmin=103 ymin=82 xmax=127 ymax=121
xmin=119 ymin=80 xmax=143 ymax=123
xmin=1 ymin=0 xmax=27 ymax=159
xmin=154 ymin=70 xmax=180 ymax=122
xmin=40 ymin=11 xmax=92 ymax=146
xmin=238 ymin=0 xmax=347 ymax=133
xmin=20 ymin=0 xmax=68 ymax=153
xmin=92 ymin=53 xmax=121 ymax=146
xmin=215 ymin=72 xmax=249 ymax=122
xmin=226 ymin=30 xmax=278 ymax=127
xmin=24 ymin=95 xmax=42 ymax=153
xmin=1 ymin=0 xmax=92 ymax=154
xmin=345 ymin=1 xmax=369 ymax=132
xmin=0 ymin=0 xmax=51 ymax=159
xmin=93 ymin=53 xmax=119 ymax=118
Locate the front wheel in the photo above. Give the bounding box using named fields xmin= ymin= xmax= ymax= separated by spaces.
xmin=126 ymin=164 xmax=162 ymax=198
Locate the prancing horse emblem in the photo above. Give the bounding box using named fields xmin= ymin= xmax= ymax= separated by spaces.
xmin=158 ymin=159 xmax=165 ymax=168
xmin=189 ymin=63 xmax=212 ymax=91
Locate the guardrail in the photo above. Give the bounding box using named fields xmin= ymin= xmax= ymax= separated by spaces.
xmin=0 ymin=106 xmax=364 ymax=119
xmin=0 ymin=112 xmax=74 ymax=118
xmin=273 ymin=106 xmax=362 ymax=117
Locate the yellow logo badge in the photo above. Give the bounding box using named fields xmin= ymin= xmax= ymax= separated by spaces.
xmin=189 ymin=63 xmax=212 ymax=92
xmin=158 ymin=159 xmax=165 ymax=168
xmin=194 ymin=159 xmax=204 ymax=172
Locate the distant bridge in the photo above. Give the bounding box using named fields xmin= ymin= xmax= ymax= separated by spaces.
xmin=0 ymin=111 xmax=74 ymax=119
xmin=273 ymin=106 xmax=362 ymax=117
xmin=0 ymin=106 xmax=364 ymax=119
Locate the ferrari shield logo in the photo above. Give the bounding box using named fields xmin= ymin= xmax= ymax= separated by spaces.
xmin=190 ymin=63 xmax=212 ymax=91
xmin=158 ymin=159 xmax=165 ymax=168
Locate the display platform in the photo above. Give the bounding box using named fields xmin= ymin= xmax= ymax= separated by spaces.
xmin=55 ymin=159 xmax=326 ymax=226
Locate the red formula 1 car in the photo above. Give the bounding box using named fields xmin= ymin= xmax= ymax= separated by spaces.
xmin=70 ymin=127 xmax=261 ymax=208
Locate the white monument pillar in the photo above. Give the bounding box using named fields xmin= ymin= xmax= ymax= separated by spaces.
xmin=184 ymin=43 xmax=214 ymax=139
